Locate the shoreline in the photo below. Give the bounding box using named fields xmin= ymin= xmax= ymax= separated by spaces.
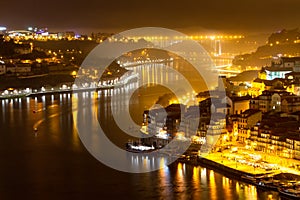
xmin=176 ymin=151 xmax=300 ymax=199
xmin=176 ymin=152 xmax=286 ymax=189
xmin=178 ymin=155 xmax=270 ymax=185
xmin=0 ymin=72 xmax=139 ymax=100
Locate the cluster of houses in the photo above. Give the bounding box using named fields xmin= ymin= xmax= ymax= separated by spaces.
xmin=4 ymin=28 xmax=82 ymax=41
xmin=142 ymin=56 xmax=300 ymax=159
xmin=0 ymin=27 xmax=114 ymax=43
xmin=0 ymin=57 xmax=72 ymax=76
xmin=0 ymin=60 xmax=32 ymax=76
xmin=0 ymin=40 xmax=79 ymax=76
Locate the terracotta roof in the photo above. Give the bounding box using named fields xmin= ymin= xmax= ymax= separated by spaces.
xmin=281 ymin=57 xmax=300 ymax=62
xmin=265 ymin=67 xmax=293 ymax=72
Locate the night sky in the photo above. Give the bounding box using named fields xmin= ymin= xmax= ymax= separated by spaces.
xmin=1 ymin=0 xmax=300 ymax=34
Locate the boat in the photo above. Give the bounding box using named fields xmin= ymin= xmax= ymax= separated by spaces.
xmin=279 ymin=188 xmax=300 ymax=199
xmin=256 ymin=180 xmax=278 ymax=191
xmin=125 ymin=141 xmax=156 ymax=153
xmin=241 ymin=175 xmax=257 ymax=184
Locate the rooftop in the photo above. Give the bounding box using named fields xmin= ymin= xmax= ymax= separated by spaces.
xmin=265 ymin=67 xmax=293 ymax=72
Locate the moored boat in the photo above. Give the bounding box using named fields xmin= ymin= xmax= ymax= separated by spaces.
xmin=279 ymin=188 xmax=300 ymax=199
xmin=125 ymin=141 xmax=156 ymax=153
xmin=256 ymin=180 xmax=278 ymax=191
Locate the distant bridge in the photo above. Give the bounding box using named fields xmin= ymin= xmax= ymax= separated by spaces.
xmin=127 ymin=34 xmax=244 ymax=57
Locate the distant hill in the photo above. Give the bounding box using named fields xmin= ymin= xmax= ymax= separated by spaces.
xmin=232 ymin=29 xmax=300 ymax=67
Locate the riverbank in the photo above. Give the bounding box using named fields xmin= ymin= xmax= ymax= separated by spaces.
xmin=177 ymin=151 xmax=300 ymax=199
xmin=179 ymin=153 xmax=275 ymax=184
xmin=0 ymin=72 xmax=139 ymax=100
xmin=0 ymin=74 xmax=75 ymax=91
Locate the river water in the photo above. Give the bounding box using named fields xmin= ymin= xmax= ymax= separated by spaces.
xmin=0 ymin=61 xmax=280 ymax=199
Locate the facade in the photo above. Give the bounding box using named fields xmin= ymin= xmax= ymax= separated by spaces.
xmin=0 ymin=61 xmax=5 ymax=75
xmin=250 ymin=90 xmax=300 ymax=113
xmin=146 ymin=104 xmax=186 ymax=138
xmin=264 ymin=57 xmax=300 ymax=80
xmin=200 ymin=97 xmax=231 ymax=116
xmin=251 ymin=78 xmax=286 ymax=96
xmin=16 ymin=63 xmax=31 ymax=74
xmin=229 ymin=96 xmax=251 ymax=115
xmin=232 ymin=109 xmax=262 ymax=143
xmin=281 ymin=96 xmax=300 ymax=113
xmin=5 ymin=63 xmax=17 ymax=74
xmin=250 ymin=90 xmax=291 ymax=113
xmin=265 ymin=67 xmax=292 ymax=80
xmin=281 ymin=57 xmax=300 ymax=72
xmin=202 ymin=113 xmax=227 ymax=152
xmin=14 ymin=43 xmax=32 ymax=54
xmin=247 ymin=115 xmax=300 ymax=159
xmin=180 ymin=105 xmax=200 ymax=138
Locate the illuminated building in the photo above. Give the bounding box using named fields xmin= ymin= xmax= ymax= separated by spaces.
xmin=250 ymin=90 xmax=291 ymax=113
xmin=231 ymin=109 xmax=262 ymax=144
xmin=0 ymin=26 xmax=6 ymax=33
xmin=251 ymin=78 xmax=286 ymax=96
xmin=0 ymin=61 xmax=5 ymax=75
xmin=180 ymin=105 xmax=200 ymax=138
xmin=227 ymin=70 xmax=259 ymax=96
xmin=263 ymin=57 xmax=300 ymax=80
xmin=5 ymin=63 xmax=17 ymax=75
xmin=229 ymin=96 xmax=251 ymax=115
xmin=146 ymin=104 xmax=186 ymax=138
xmin=265 ymin=67 xmax=292 ymax=80
xmin=199 ymin=97 xmax=231 ymax=116
xmin=202 ymin=113 xmax=227 ymax=152
xmin=7 ymin=30 xmax=34 ymax=40
xmin=14 ymin=43 xmax=32 ymax=54
xmin=247 ymin=114 xmax=300 ymax=159
xmin=281 ymin=96 xmax=300 ymax=113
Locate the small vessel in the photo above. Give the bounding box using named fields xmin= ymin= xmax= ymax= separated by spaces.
xmin=241 ymin=175 xmax=257 ymax=184
xmin=126 ymin=141 xmax=155 ymax=153
xmin=279 ymin=188 xmax=300 ymax=199
xmin=256 ymin=180 xmax=278 ymax=191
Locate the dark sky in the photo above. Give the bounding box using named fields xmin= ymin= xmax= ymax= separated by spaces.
xmin=1 ymin=0 xmax=300 ymax=34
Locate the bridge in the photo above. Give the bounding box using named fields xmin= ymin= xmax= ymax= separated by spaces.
xmin=126 ymin=34 xmax=244 ymax=57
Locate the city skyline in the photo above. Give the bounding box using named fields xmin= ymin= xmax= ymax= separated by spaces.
xmin=1 ymin=0 xmax=300 ymax=34
xmin=2 ymin=2 xmax=300 ymax=199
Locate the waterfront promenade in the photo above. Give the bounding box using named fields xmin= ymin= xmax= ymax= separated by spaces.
xmin=0 ymin=72 xmax=139 ymax=100
xmin=195 ymin=148 xmax=300 ymax=180
xmin=204 ymin=152 xmax=271 ymax=176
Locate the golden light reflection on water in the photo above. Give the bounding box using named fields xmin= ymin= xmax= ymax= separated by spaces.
xmin=93 ymin=91 xmax=98 ymax=99
xmin=143 ymin=156 xmax=149 ymax=168
xmin=177 ymin=162 xmax=183 ymax=179
xmin=201 ymin=168 xmax=207 ymax=185
xmin=209 ymin=170 xmax=217 ymax=200
xmin=152 ymin=66 xmax=155 ymax=83
xmin=222 ymin=176 xmax=231 ymax=199
xmin=71 ymin=94 xmax=81 ymax=150
xmin=159 ymin=157 xmax=165 ymax=169
xmin=234 ymin=181 xmax=259 ymax=200
xmin=267 ymin=194 xmax=274 ymax=200
xmin=246 ymin=185 xmax=257 ymax=200
xmin=222 ymin=176 xmax=229 ymax=189
xmin=175 ymin=162 xmax=188 ymax=199
xmin=193 ymin=166 xmax=199 ymax=186
xmin=236 ymin=182 xmax=240 ymax=194
xmin=192 ymin=166 xmax=201 ymax=199
xmin=158 ymin=158 xmax=172 ymax=199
